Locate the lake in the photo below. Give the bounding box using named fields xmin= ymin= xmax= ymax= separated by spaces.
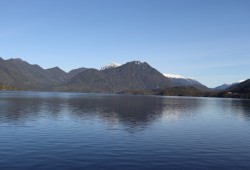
xmin=0 ymin=91 xmax=250 ymax=170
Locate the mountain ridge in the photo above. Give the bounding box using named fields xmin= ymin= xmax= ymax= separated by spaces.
xmin=1 ymin=57 xmax=248 ymax=98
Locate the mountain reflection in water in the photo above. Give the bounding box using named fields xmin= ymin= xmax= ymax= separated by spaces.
xmin=0 ymin=92 xmax=206 ymax=131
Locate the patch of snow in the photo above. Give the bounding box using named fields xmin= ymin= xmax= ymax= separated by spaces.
xmin=163 ymin=73 xmax=194 ymax=80
xmin=238 ymin=79 xmax=246 ymax=83
xmin=132 ymin=61 xmax=143 ymax=65
xmin=135 ymin=61 xmax=141 ymax=65
xmin=163 ymin=74 xmax=185 ymax=79
xmin=221 ymin=79 xmax=245 ymax=86
xmin=100 ymin=62 xmax=121 ymax=70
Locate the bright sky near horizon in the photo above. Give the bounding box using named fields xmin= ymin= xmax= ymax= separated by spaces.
xmin=0 ymin=0 xmax=250 ymax=87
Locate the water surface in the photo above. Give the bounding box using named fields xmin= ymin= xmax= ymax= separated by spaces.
xmin=0 ymin=91 xmax=250 ymax=169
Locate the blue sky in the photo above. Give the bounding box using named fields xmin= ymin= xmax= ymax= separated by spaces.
xmin=0 ymin=0 xmax=250 ymax=87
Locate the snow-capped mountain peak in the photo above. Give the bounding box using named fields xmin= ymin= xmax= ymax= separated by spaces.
xmin=163 ymin=73 xmax=206 ymax=89
xmin=163 ymin=73 xmax=194 ymax=80
xmin=163 ymin=74 xmax=186 ymax=79
xmin=133 ymin=61 xmax=143 ymax=65
xmin=238 ymin=79 xmax=246 ymax=83
xmin=100 ymin=62 xmax=121 ymax=70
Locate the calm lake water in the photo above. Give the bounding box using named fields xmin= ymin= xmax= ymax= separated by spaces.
xmin=0 ymin=91 xmax=250 ymax=170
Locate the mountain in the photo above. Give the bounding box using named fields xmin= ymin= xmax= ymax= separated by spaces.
xmin=56 ymin=69 xmax=113 ymax=92
xmin=100 ymin=62 xmax=121 ymax=70
xmin=0 ymin=58 xmax=90 ymax=90
xmin=46 ymin=67 xmax=67 ymax=83
xmin=0 ymin=58 xmax=58 ymax=90
xmin=101 ymin=61 xmax=173 ymax=92
xmin=163 ymin=73 xmax=208 ymax=90
xmin=58 ymin=61 xmax=173 ymax=93
xmin=0 ymin=58 xmax=13 ymax=85
xmin=219 ymin=79 xmax=250 ymax=98
xmin=214 ymin=83 xmax=233 ymax=90
xmin=214 ymin=80 xmax=246 ymax=90
xmin=2 ymin=57 xmax=236 ymax=95
xmin=67 ymin=67 xmax=88 ymax=79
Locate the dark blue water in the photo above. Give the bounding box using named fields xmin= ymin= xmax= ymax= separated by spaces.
xmin=0 ymin=91 xmax=250 ymax=170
